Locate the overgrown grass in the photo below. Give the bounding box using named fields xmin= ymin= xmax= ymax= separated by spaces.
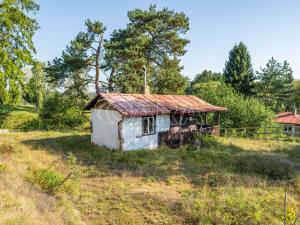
xmin=1 ymin=132 xmax=300 ymax=224
xmin=0 ymin=104 xmax=90 ymax=131
xmin=0 ymin=104 xmax=39 ymax=130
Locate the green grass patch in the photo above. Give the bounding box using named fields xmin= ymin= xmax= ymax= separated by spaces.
xmin=233 ymin=153 xmax=298 ymax=180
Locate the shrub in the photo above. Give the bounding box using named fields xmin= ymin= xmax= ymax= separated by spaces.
xmin=0 ymin=105 xmax=11 ymax=127
xmin=1 ymin=112 xmax=40 ymax=130
xmin=39 ymin=93 xmax=84 ymax=129
xmin=192 ymin=134 xmax=219 ymax=149
xmin=31 ymin=168 xmax=64 ymax=193
xmin=233 ymin=153 xmax=297 ymax=180
xmin=191 ymin=81 xmax=275 ymax=128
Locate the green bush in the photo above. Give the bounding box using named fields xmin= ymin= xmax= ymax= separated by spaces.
xmin=233 ymin=153 xmax=297 ymax=180
xmin=39 ymin=93 xmax=84 ymax=129
xmin=191 ymin=81 xmax=275 ymax=128
xmin=31 ymin=168 xmax=64 ymax=193
xmin=1 ymin=112 xmax=40 ymax=130
xmin=192 ymin=134 xmax=219 ymax=149
xmin=0 ymin=105 xmax=12 ymax=127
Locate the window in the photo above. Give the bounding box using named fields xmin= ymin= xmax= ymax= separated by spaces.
xmin=142 ymin=116 xmax=156 ymax=135
xmin=284 ymin=126 xmax=293 ymax=133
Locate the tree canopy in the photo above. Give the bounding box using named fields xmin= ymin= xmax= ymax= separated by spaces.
xmin=190 ymin=81 xmax=274 ymax=128
xmin=104 ymin=5 xmax=190 ymax=94
xmin=256 ymin=57 xmax=294 ymax=112
xmin=23 ymin=61 xmax=47 ymax=109
xmin=0 ymin=0 xmax=39 ymax=104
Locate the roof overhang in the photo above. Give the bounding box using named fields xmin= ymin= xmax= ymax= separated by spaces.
xmin=84 ymin=93 xmax=227 ymax=117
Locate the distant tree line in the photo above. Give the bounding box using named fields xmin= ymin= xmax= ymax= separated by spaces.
xmin=188 ymin=42 xmax=300 ymax=127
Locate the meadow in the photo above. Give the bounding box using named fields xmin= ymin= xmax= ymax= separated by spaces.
xmin=1 ymin=131 xmax=300 ymax=225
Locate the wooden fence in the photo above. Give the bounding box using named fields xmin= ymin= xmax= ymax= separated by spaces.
xmin=220 ymin=126 xmax=300 ymax=140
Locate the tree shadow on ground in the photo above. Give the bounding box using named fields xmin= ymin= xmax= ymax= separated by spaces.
xmin=22 ymin=134 xmax=300 ymax=185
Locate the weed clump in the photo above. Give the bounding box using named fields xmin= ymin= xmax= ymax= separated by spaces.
xmin=31 ymin=168 xmax=64 ymax=193
xmin=30 ymin=168 xmax=77 ymax=194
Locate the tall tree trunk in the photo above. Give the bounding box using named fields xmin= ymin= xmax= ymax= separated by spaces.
xmin=108 ymin=67 xmax=115 ymax=92
xmin=95 ymin=35 xmax=103 ymax=95
xmin=95 ymin=55 xmax=100 ymax=95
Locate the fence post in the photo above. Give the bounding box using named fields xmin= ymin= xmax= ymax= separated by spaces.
xmin=284 ymin=191 xmax=287 ymax=225
xmin=264 ymin=127 xmax=267 ymax=139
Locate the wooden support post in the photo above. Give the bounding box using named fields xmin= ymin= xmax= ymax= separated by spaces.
xmin=217 ymin=112 xmax=221 ymax=126
xmin=205 ymin=113 xmax=208 ymax=125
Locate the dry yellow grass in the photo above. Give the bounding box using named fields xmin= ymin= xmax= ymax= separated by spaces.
xmin=1 ymin=131 xmax=300 ymax=225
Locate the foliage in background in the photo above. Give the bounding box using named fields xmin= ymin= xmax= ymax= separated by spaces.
xmin=191 ymin=81 xmax=274 ymax=128
xmin=39 ymin=93 xmax=84 ymax=129
xmin=0 ymin=0 xmax=39 ymax=105
xmin=23 ymin=61 xmax=47 ymax=109
xmin=224 ymin=42 xmax=256 ymax=96
xmin=186 ymin=70 xmax=223 ymax=93
xmin=291 ymin=80 xmax=300 ymax=111
xmin=151 ymin=57 xmax=188 ymax=94
xmin=104 ymin=5 xmax=189 ymax=94
xmin=0 ymin=105 xmax=11 ymax=127
xmin=256 ymin=57 xmax=294 ymax=112
xmin=0 ymin=105 xmax=40 ymax=130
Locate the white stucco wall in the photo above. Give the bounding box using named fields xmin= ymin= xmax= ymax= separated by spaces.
xmin=121 ymin=115 xmax=170 ymax=151
xmin=91 ymin=109 xmax=122 ymax=149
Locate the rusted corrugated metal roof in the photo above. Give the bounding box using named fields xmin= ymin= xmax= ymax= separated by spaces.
xmin=84 ymin=93 xmax=227 ymax=116
xmin=275 ymin=112 xmax=300 ymax=125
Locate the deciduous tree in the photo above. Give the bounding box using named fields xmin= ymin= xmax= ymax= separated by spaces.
xmin=0 ymin=0 xmax=39 ymax=104
xmin=191 ymin=81 xmax=274 ymax=128
xmin=23 ymin=61 xmax=47 ymax=109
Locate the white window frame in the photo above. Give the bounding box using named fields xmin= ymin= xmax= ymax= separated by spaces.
xmin=142 ymin=116 xmax=156 ymax=135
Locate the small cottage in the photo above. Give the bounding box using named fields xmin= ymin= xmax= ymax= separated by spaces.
xmin=274 ymin=111 xmax=300 ymax=137
xmin=84 ymin=84 xmax=227 ymax=151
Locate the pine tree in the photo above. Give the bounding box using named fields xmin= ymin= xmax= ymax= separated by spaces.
xmin=104 ymin=5 xmax=190 ymax=94
xmin=46 ymin=20 xmax=106 ymax=97
xmin=152 ymin=57 xmax=188 ymax=94
xmin=256 ymin=58 xmax=294 ymax=111
xmin=224 ymin=42 xmax=255 ymax=96
xmin=0 ymin=0 xmax=39 ymax=104
xmin=45 ymin=33 xmax=92 ymax=107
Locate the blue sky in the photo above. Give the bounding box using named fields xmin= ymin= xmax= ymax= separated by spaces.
xmin=33 ymin=0 xmax=300 ymax=79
